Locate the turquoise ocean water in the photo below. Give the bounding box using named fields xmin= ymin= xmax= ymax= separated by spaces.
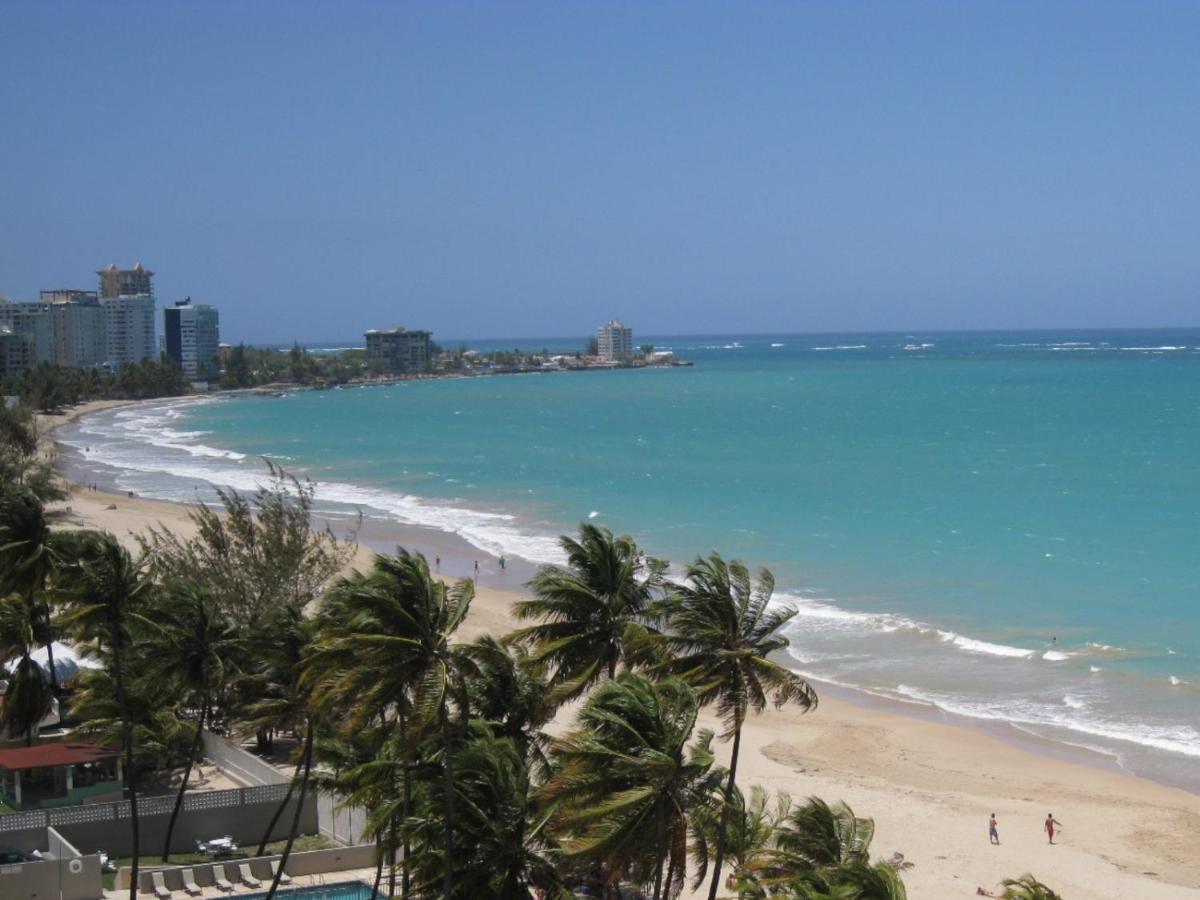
xmin=60 ymin=330 xmax=1200 ymax=788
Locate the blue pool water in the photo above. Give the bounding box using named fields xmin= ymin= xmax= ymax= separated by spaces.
xmin=61 ymin=329 xmax=1200 ymax=789
xmin=240 ymin=881 xmax=372 ymax=900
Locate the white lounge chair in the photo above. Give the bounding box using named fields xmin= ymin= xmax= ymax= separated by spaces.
xmin=269 ymin=859 xmax=292 ymax=885
xmin=180 ymin=868 xmax=204 ymax=896
xmin=150 ymin=871 xmax=173 ymax=899
xmin=237 ymin=862 xmax=263 ymax=889
xmin=213 ymin=865 xmax=235 ymax=893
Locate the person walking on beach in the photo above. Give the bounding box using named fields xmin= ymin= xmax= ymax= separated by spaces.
xmin=988 ymin=813 xmax=1000 ymax=845
xmin=473 ymin=560 xmax=479 ymax=578
xmin=499 ymin=555 xmax=506 ymax=571
xmin=435 ymin=556 xmax=440 ymax=571
xmin=1044 ymin=813 xmax=1062 ymax=844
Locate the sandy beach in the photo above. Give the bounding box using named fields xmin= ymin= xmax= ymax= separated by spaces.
xmin=43 ymin=399 xmax=1200 ymax=899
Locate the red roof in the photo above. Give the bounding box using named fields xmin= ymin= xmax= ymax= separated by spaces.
xmin=0 ymin=742 xmax=120 ymax=771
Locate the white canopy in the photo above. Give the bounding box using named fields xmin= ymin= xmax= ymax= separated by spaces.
xmin=3 ymin=642 xmax=102 ymax=683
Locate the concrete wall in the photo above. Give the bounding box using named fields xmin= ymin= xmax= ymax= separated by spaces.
xmin=0 ymin=783 xmax=318 ymax=858
xmin=133 ymin=844 xmax=377 ymax=893
xmin=0 ymin=827 xmax=103 ymax=900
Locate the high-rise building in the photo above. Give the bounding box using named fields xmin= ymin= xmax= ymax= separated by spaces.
xmin=98 ymin=262 xmax=153 ymax=299
xmin=0 ymin=328 xmax=33 ymax=376
xmin=42 ymin=291 xmax=105 ymax=368
xmin=164 ymin=298 xmax=221 ymax=380
xmin=0 ymin=296 xmax=54 ymax=367
xmin=597 ymin=319 xmax=633 ymax=361
xmin=100 ymin=294 xmax=157 ymax=367
xmin=365 ymin=327 xmax=433 ymax=372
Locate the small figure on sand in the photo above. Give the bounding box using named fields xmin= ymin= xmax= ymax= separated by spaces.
xmin=988 ymin=812 xmax=999 ymax=845
xmin=1045 ymin=813 xmax=1062 ymax=844
xmin=473 ymin=560 xmax=479 ymax=578
xmin=435 ymin=556 xmax=441 ymax=571
xmin=499 ymin=555 xmax=506 ymax=571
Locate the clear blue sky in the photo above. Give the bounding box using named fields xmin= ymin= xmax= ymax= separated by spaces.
xmin=2 ymin=2 xmax=1197 ymax=343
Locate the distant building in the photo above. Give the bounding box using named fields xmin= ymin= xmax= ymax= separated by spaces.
xmin=100 ymin=294 xmax=157 ymax=367
xmin=98 ymin=262 xmax=153 ymax=299
xmin=43 ymin=291 xmax=105 ymax=368
xmin=96 ymin=262 xmax=156 ymax=367
xmin=365 ymin=327 xmax=433 ymax=372
xmin=164 ymin=298 xmax=221 ymax=380
xmin=0 ymin=328 xmax=33 ymax=376
xmin=0 ymin=296 xmax=54 ymax=368
xmin=597 ymin=320 xmax=633 ymax=361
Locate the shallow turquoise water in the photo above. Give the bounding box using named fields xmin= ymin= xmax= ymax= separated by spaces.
xmin=62 ymin=330 xmax=1200 ymax=787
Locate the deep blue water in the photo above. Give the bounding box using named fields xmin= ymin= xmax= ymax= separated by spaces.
xmin=62 ymin=330 xmax=1200 ymax=788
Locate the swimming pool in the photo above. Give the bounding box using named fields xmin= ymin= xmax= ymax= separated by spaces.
xmin=239 ymin=882 xmax=374 ymax=900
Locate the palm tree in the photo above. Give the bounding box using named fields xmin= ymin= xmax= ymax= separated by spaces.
xmin=545 ymin=673 xmax=724 ymax=900
xmin=240 ymin=604 xmax=318 ymax=900
xmin=140 ymin=581 xmax=241 ymax=860
xmin=738 ymin=796 xmax=907 ymax=899
xmin=460 ymin=636 xmax=554 ymax=774
xmin=511 ymin=524 xmax=665 ymax=704
xmin=657 ymin=553 xmax=818 ymax=900
xmin=405 ymin=723 xmax=569 ymax=899
xmin=0 ymin=488 xmax=70 ymax=702
xmin=0 ymin=592 xmax=52 ymax=745
xmin=999 ymin=875 xmax=1063 ymax=899
xmin=689 ymin=785 xmax=790 ymax=897
xmin=57 ymin=532 xmax=154 ymax=900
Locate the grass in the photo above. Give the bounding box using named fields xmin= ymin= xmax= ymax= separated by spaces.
xmin=101 ymin=834 xmax=335 ymax=891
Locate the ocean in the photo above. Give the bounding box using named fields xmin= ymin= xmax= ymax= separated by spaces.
xmin=58 ymin=329 xmax=1200 ymax=789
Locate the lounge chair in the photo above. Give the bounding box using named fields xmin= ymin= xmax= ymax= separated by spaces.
xmin=237 ymin=862 xmax=263 ymax=889
xmin=150 ymin=871 xmax=173 ymax=899
xmin=268 ymin=859 xmax=292 ymax=885
xmin=180 ymin=868 xmax=203 ymax=896
xmin=213 ymin=865 xmax=235 ymax=893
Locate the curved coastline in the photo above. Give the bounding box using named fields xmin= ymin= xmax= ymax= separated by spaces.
xmin=40 ymin=397 xmax=1200 ymax=897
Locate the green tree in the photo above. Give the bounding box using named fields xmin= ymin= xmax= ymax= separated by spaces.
xmin=545 ymin=673 xmax=724 ymax=900
xmin=141 ymin=582 xmax=242 ymax=860
xmin=999 ymin=875 xmax=1063 ymax=900
xmin=0 ymin=401 xmax=64 ymax=503
xmin=657 ymin=553 xmax=818 ymax=899
xmin=0 ymin=593 xmax=52 ymax=745
xmin=58 ymin=533 xmax=155 ymax=900
xmin=511 ymin=524 xmax=665 ymax=705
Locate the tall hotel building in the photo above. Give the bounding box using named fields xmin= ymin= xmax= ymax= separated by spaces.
xmin=98 ymin=262 xmax=157 ymax=366
xmin=165 ymin=298 xmax=221 ymax=380
xmin=597 ymin=319 xmax=633 ymax=361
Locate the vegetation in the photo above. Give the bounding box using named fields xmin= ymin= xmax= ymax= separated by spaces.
xmin=0 ymin=422 xmax=1066 ymax=899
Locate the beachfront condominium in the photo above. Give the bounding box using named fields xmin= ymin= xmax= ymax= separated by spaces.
xmin=97 ymin=262 xmax=156 ymax=367
xmin=98 ymin=261 xmax=153 ymax=299
xmin=597 ymin=319 xmax=633 ymax=361
xmin=164 ymin=298 xmax=221 ymax=380
xmin=0 ymin=295 xmax=54 ymax=366
xmin=0 ymin=328 xmax=33 ymax=376
xmin=43 ymin=290 xmax=106 ymax=368
xmin=365 ymin=327 xmax=433 ymax=372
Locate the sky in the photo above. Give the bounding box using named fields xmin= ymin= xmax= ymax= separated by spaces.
xmin=1 ymin=2 xmax=1198 ymax=343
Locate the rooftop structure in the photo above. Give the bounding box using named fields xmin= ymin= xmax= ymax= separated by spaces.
xmin=0 ymin=742 xmax=122 ymax=811
xmin=597 ymin=319 xmax=633 ymax=362
xmin=97 ymin=261 xmax=153 ymax=299
xmin=365 ymin=327 xmax=433 ymax=373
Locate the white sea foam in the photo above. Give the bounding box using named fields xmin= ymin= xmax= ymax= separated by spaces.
xmin=1090 ymin=666 xmax=1103 ymax=673
xmin=1043 ymin=650 xmax=1072 ymax=661
xmin=937 ymin=631 xmax=1035 ymax=658
xmin=1062 ymin=695 xmax=1086 ymax=709
xmin=1169 ymin=676 xmax=1186 ymax=686
xmin=770 ymin=343 xmax=785 ymax=348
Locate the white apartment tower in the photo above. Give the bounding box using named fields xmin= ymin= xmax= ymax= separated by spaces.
xmin=597 ymin=319 xmax=633 ymax=361
xmin=97 ymin=262 xmax=156 ymax=367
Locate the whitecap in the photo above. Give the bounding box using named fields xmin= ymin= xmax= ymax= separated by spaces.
xmin=1043 ymin=651 xmax=1071 ymax=661
xmin=937 ymin=631 xmax=1035 ymax=659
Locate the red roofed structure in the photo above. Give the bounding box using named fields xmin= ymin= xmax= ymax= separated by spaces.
xmin=0 ymin=742 xmax=122 ymax=810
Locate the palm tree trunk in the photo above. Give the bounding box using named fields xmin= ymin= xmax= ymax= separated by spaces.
xmin=370 ymin=835 xmax=384 ymax=900
xmin=440 ymin=700 xmax=455 ymax=899
xmin=162 ymin=698 xmax=208 ymax=861
xmin=652 ymin=797 xmax=667 ymax=900
xmin=707 ymin=724 xmax=742 ymax=900
xmin=257 ymin=756 xmax=303 ymax=855
xmin=264 ymin=717 xmax=313 ymax=900
xmin=399 ymin=709 xmax=411 ymax=900
xmin=664 ymin=839 xmax=677 ymax=900
xmin=113 ymin=631 xmax=139 ymax=900
xmin=387 ymin=816 xmax=397 ymax=898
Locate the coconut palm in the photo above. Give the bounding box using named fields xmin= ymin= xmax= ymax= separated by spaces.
xmin=738 ymin=797 xmax=907 ymax=899
xmin=0 ymin=488 xmax=70 ymax=701
xmin=689 ymin=785 xmax=791 ymax=896
xmin=404 ymin=724 xmax=569 ymax=899
xmin=140 ymin=582 xmax=242 ymax=860
xmin=511 ymin=524 xmax=665 ymax=705
xmin=655 ymin=553 xmax=818 ymax=899
xmin=545 ymin=673 xmax=724 ymax=900
xmin=999 ymin=875 xmax=1063 ymax=899
xmin=57 ymin=532 xmax=155 ymax=900
xmin=0 ymin=592 xmax=52 ymax=745
xmin=460 ymin=636 xmax=554 ymax=773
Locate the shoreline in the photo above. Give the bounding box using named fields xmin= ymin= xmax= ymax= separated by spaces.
xmin=43 ymin=398 xmax=1200 ymax=897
